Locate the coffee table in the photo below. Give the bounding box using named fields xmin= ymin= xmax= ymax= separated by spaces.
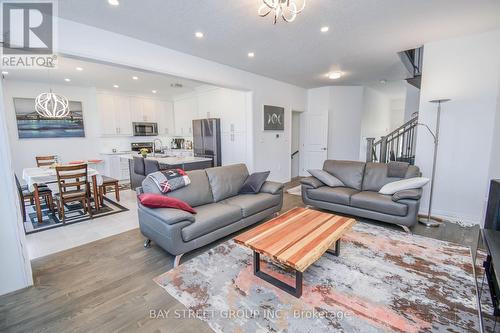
xmin=234 ymin=207 xmax=356 ymax=298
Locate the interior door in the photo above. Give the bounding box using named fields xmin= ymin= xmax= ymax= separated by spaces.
xmin=302 ymin=113 xmax=328 ymax=174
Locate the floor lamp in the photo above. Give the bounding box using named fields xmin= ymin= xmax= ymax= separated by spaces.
xmin=418 ymin=98 xmax=451 ymax=227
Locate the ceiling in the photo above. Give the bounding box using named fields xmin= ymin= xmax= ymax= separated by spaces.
xmin=2 ymin=57 xmax=206 ymax=99
xmin=56 ymin=0 xmax=500 ymax=88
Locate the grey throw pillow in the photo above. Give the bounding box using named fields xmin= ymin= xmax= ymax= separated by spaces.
xmin=239 ymin=171 xmax=270 ymax=194
xmin=308 ymin=169 xmax=345 ymax=187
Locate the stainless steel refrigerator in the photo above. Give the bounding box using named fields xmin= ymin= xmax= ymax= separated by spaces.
xmin=192 ymin=118 xmax=221 ymax=167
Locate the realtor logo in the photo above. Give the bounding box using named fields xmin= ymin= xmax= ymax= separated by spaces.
xmin=2 ymin=1 xmax=57 ymax=68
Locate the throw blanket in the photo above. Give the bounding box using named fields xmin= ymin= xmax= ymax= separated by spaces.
xmin=147 ymin=169 xmax=191 ymax=193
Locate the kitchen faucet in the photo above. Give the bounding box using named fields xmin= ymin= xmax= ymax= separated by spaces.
xmin=153 ymin=138 xmax=163 ymax=157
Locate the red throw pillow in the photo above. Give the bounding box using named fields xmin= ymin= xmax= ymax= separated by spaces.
xmin=138 ymin=193 xmax=196 ymax=214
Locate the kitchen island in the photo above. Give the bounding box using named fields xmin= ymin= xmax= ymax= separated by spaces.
xmin=121 ymin=154 xmax=213 ymax=189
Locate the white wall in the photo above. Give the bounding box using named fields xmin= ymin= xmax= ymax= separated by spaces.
xmin=291 ymin=112 xmax=300 ymax=178
xmin=300 ymin=86 xmax=364 ymax=175
xmin=404 ymin=83 xmax=420 ymax=121
xmin=359 ymin=87 xmax=391 ymax=161
xmin=0 ymin=78 xmax=33 ymax=296
xmin=390 ymin=98 xmax=405 ymax=130
xmin=57 ymin=19 xmax=307 ymax=183
xmin=328 ymin=86 xmax=364 ymax=161
xmin=415 ymin=30 xmax=500 ymax=224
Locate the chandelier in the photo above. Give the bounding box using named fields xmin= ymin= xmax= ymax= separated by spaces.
xmin=35 ymin=90 xmax=70 ymax=118
xmin=258 ymin=0 xmax=306 ymax=24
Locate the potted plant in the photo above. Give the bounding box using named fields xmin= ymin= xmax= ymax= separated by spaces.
xmin=140 ymin=148 xmax=149 ymax=158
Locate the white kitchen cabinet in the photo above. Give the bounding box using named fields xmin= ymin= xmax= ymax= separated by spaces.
xmin=102 ymin=155 xmax=130 ymax=181
xmin=97 ymin=93 xmax=132 ymax=136
xmin=221 ymin=132 xmax=247 ymax=165
xmin=130 ymin=97 xmax=158 ymax=123
xmin=114 ymin=95 xmax=132 ymax=135
xmin=156 ymin=101 xmax=174 ymax=135
xmin=97 ymin=93 xmax=116 ymax=136
xmin=173 ymin=97 xmax=197 ymax=136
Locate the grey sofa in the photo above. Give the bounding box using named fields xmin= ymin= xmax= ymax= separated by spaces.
xmin=301 ymin=160 xmax=423 ymax=232
xmin=137 ymin=164 xmax=283 ymax=265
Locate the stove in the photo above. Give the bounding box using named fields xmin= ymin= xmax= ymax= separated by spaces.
xmin=131 ymin=142 xmax=154 ymax=154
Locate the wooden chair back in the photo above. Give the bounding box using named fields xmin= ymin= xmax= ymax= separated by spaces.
xmin=55 ymin=164 xmax=89 ymax=197
xmin=36 ymin=155 xmax=57 ymax=167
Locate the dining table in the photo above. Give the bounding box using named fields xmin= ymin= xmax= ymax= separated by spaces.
xmin=22 ymin=166 xmax=104 ymax=224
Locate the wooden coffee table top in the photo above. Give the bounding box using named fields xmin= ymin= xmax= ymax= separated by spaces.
xmin=234 ymin=207 xmax=356 ymax=272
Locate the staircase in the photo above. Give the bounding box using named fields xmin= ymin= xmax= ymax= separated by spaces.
xmin=399 ymin=46 xmax=423 ymax=89
xmin=366 ymin=116 xmax=418 ymax=165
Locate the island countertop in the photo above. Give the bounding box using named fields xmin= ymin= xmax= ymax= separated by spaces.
xmin=119 ymin=154 xmax=212 ymax=165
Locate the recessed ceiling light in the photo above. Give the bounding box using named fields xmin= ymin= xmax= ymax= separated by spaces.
xmin=320 ymin=26 xmax=329 ymax=33
xmin=195 ymin=31 xmax=204 ymax=38
xmin=328 ymin=71 xmax=343 ymax=80
xmin=75 ymin=67 xmax=83 ymax=71
xmin=113 ymin=84 xmax=119 ymax=88
xmin=108 ymin=0 xmax=119 ymax=6
xmin=2 ymin=71 xmax=8 ymax=75
xmin=64 ymin=78 xmax=71 ymax=82
xmin=248 ymin=52 xmax=255 ymax=58
xmin=152 ymin=90 xmax=157 ymax=94
xmin=132 ymin=76 xmax=139 ymax=80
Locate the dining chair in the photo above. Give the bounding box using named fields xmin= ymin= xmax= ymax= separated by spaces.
xmin=36 ymin=155 xmax=57 ymax=167
xmin=54 ymin=164 xmax=93 ymax=222
xmin=15 ymin=174 xmax=54 ymax=222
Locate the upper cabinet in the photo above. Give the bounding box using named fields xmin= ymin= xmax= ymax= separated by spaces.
xmin=130 ymin=97 xmax=158 ymax=123
xmin=97 ymin=93 xmax=132 ymax=136
xmin=156 ymin=100 xmax=174 ymax=136
xmin=173 ymin=97 xmax=197 ymax=136
xmin=97 ymin=92 xmax=170 ymax=137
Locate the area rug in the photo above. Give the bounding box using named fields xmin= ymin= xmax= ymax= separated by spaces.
xmin=154 ymin=222 xmax=480 ymax=332
xmin=24 ymin=197 xmax=128 ymax=234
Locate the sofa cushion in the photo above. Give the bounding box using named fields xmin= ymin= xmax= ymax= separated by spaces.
xmin=239 ymin=171 xmax=270 ymax=194
xmin=142 ymin=170 xmax=214 ymax=207
xmin=181 ymin=203 xmax=242 ymax=241
xmin=379 ymin=177 xmax=429 ymax=195
xmin=362 ymin=162 xmax=421 ymax=192
xmin=308 ymin=169 xmax=345 ymax=187
xmin=307 ymin=187 xmax=359 ymax=205
xmin=138 ymin=193 xmax=196 ymax=214
xmin=221 ymin=193 xmax=281 ymax=217
xmin=323 ymin=160 xmax=366 ymax=190
xmin=205 ymin=164 xmax=249 ymax=202
xmin=350 ymin=191 xmax=408 ymax=217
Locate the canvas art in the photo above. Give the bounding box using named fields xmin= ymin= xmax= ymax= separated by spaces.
xmin=14 ymin=97 xmax=85 ymax=139
xmin=264 ymin=105 xmax=284 ymax=131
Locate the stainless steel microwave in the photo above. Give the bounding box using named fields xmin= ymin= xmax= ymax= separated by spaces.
xmin=133 ymin=122 xmax=158 ymax=136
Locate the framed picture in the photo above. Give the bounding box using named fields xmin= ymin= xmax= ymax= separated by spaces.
xmin=263 ymin=105 xmax=285 ymax=131
xmin=14 ymin=97 xmax=85 ymax=139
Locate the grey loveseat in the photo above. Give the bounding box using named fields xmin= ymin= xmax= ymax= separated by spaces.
xmin=137 ymin=164 xmax=283 ymax=265
xmin=301 ymin=160 xmax=422 ymax=232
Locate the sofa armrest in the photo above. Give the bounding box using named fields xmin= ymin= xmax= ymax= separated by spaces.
xmin=300 ymin=177 xmax=324 ymax=189
xmin=260 ymin=181 xmax=284 ymax=195
xmin=392 ymin=188 xmax=423 ymax=202
xmin=138 ymin=204 xmax=196 ymax=225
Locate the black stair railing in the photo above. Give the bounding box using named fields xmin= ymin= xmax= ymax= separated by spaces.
xmin=366 ymin=116 xmax=418 ymax=165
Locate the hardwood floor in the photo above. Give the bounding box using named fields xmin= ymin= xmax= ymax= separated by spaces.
xmin=0 ymin=181 xmax=479 ymax=333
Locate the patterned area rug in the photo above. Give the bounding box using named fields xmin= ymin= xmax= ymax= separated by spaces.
xmin=24 ymin=197 xmax=128 ymax=234
xmin=154 ymin=222 xmax=479 ymax=332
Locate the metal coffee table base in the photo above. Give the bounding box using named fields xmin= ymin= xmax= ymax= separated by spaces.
xmin=253 ymin=239 xmax=340 ymax=298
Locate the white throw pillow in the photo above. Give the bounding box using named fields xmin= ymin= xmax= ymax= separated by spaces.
xmin=308 ymin=169 xmax=345 ymax=187
xmin=379 ymin=177 xmax=430 ymax=195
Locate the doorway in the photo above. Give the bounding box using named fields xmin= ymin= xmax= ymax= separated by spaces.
xmin=291 ymin=111 xmax=301 ymax=179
